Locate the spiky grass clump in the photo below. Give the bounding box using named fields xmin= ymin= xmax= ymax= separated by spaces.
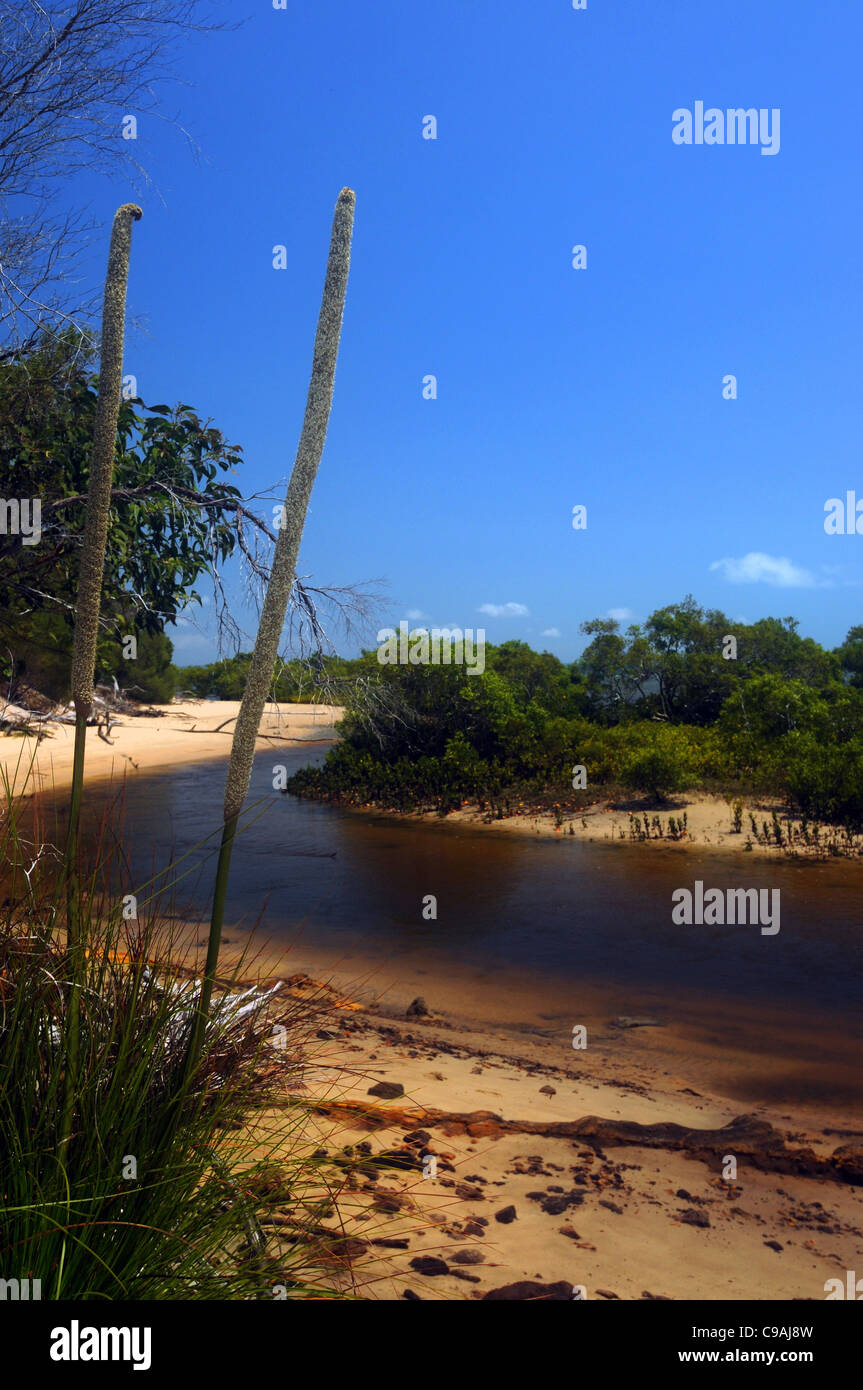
xmin=0 ymin=780 xmax=352 ymax=1300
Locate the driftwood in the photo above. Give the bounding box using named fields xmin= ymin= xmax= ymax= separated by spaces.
xmin=0 ymin=682 xmax=140 ymax=742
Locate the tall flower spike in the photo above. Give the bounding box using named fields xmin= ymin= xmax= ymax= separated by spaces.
xmin=69 ymin=203 xmax=142 ymax=721
xmin=223 ymin=187 xmax=355 ymax=821
xmin=184 ymin=189 xmax=355 ymax=1080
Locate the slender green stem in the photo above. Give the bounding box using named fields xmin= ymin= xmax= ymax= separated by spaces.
xmin=66 ymin=712 xmax=88 ymax=861
xmin=57 ymin=711 xmax=88 ymax=1156
xmin=64 ymin=711 xmax=88 ymax=924
xmin=183 ymin=813 xmax=238 ymax=1080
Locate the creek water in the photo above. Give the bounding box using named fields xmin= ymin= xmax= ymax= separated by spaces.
xmin=86 ymin=743 xmax=863 ymax=1114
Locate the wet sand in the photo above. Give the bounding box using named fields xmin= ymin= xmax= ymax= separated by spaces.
xmin=244 ymin=954 xmax=863 ymax=1302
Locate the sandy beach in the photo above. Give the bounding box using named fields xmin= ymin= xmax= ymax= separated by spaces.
xmin=250 ymin=964 xmax=863 ymax=1302
xmin=0 ymin=699 xmax=344 ymax=797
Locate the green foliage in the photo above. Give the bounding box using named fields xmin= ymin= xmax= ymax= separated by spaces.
xmin=98 ymin=629 xmax=177 ymax=704
xmin=578 ymin=596 xmax=840 ymax=726
xmin=835 ymin=624 xmax=863 ymax=688
xmin=0 ymin=331 xmax=244 ymax=696
xmin=270 ymin=600 xmax=863 ymax=831
xmin=618 ymin=726 xmax=695 ymax=800
xmin=177 ymin=652 xmax=357 ymax=704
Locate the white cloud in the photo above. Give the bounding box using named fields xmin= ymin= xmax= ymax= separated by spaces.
xmin=541 ymin=627 xmax=561 ymax=638
xmin=607 ymin=607 xmax=635 ymax=622
xmin=406 ymin=607 xmax=426 ymax=620
xmin=710 ymin=552 xmax=817 ymax=588
xmin=479 ymin=602 xmax=530 ymax=618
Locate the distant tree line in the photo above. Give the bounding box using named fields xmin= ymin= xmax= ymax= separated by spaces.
xmin=280 ymin=599 xmax=863 ymax=827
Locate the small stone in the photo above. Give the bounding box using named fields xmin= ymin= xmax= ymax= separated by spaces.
xmin=367 ymin=1081 xmax=404 ymax=1100
xmin=455 ymin=1183 xmax=485 ymax=1201
xmin=483 ymin=1280 xmax=573 ymax=1301
xmin=327 ymin=1237 xmax=368 ymax=1258
xmin=452 ymin=1249 xmax=486 ymax=1265
xmin=406 ymin=996 xmax=429 ymax=1017
xmin=409 ymin=1256 xmax=450 ymax=1277
xmin=373 ymin=1191 xmax=404 ymax=1213
xmin=678 ymin=1208 xmax=710 ymax=1228
xmin=495 ymin=1205 xmax=517 ymax=1224
xmin=540 ymin=1196 xmax=571 ymax=1216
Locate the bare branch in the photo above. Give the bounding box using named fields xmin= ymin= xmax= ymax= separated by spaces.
xmin=0 ymin=0 xmax=234 ymax=347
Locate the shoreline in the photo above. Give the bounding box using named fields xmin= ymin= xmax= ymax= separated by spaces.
xmin=295 ymin=790 xmax=863 ymax=865
xmin=0 ymin=699 xmax=344 ymax=798
xmin=5 ymin=699 xmax=859 ymax=865
xmin=228 ymin=933 xmax=863 ymax=1121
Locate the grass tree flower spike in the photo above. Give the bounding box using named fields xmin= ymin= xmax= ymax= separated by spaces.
xmin=191 ymin=188 xmax=355 ymax=1064
xmin=67 ymin=203 xmax=142 ymax=848
xmin=70 ymin=203 xmax=143 ymax=722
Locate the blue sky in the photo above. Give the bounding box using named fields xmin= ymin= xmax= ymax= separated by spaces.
xmin=71 ymin=0 xmax=863 ymax=664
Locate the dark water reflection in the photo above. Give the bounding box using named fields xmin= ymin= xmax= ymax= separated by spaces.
xmin=86 ymin=745 xmax=863 ymax=1108
xmin=105 ymin=750 xmax=859 ymax=1003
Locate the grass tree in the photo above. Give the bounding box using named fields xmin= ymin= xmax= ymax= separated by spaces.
xmin=66 ymin=202 xmax=142 ymax=859
xmin=59 ymin=202 xmax=141 ymax=1153
xmin=185 ymin=188 xmax=356 ymax=1075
